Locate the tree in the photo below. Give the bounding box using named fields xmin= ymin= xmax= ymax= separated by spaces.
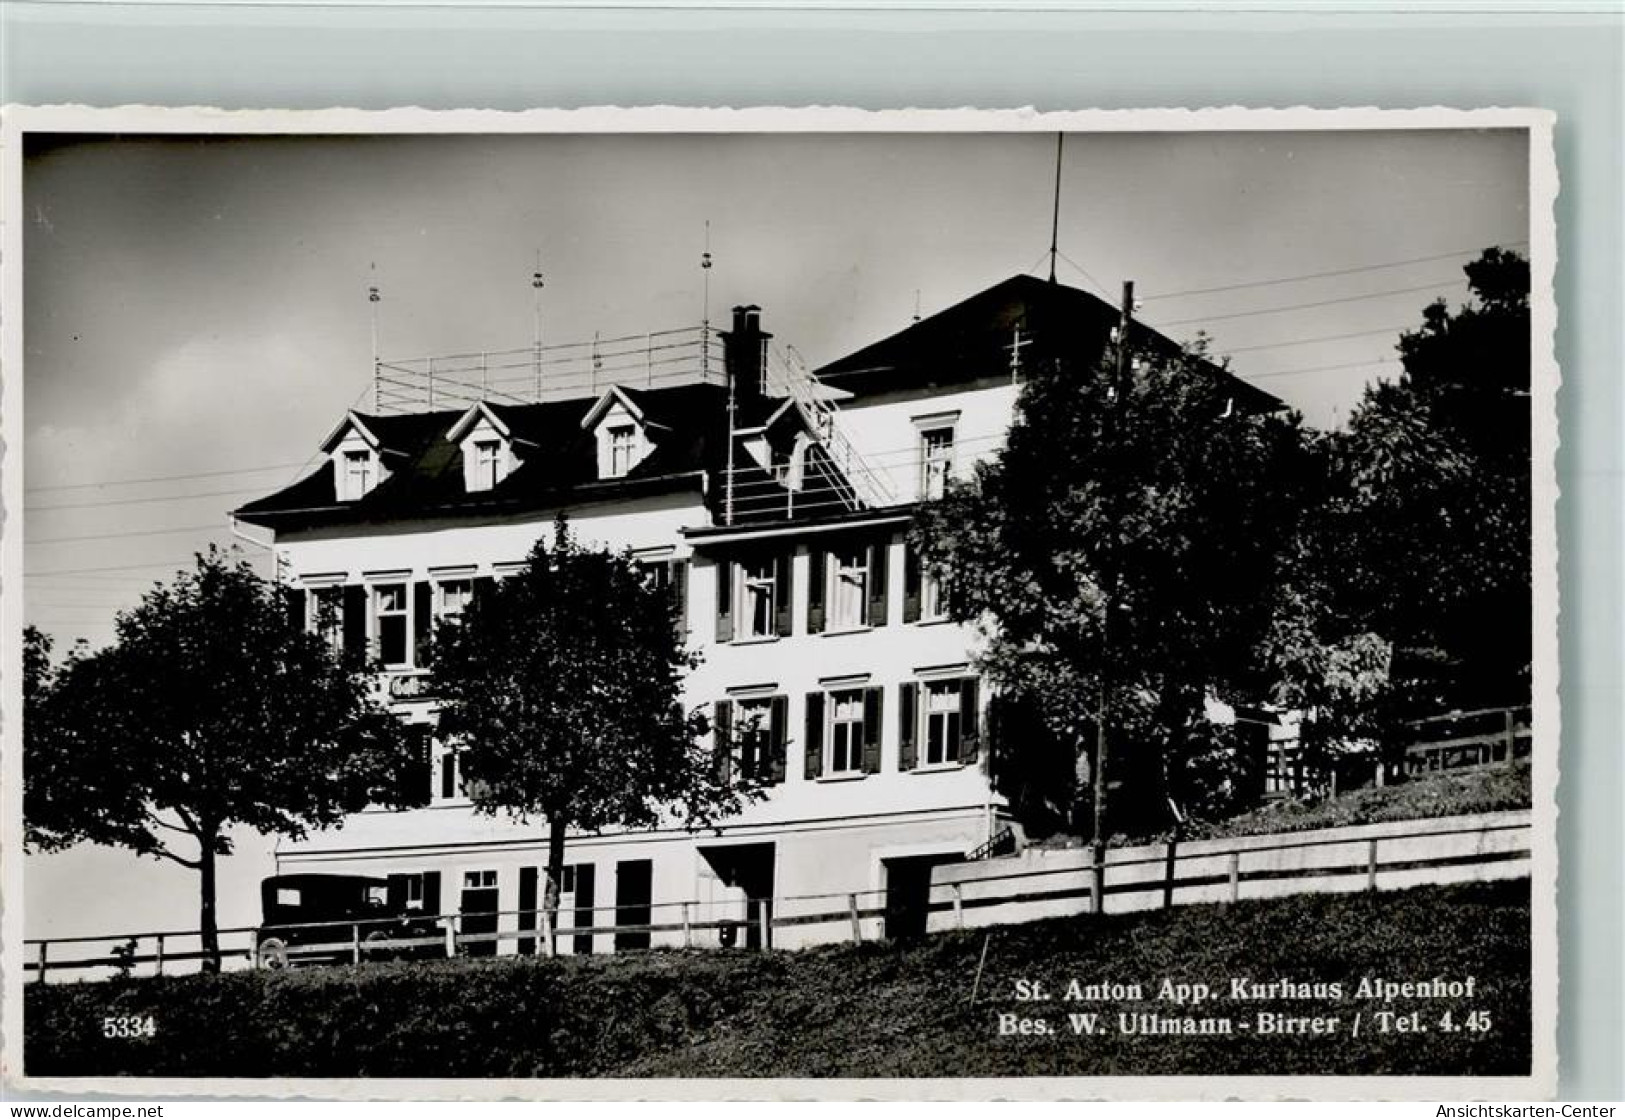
xmin=24 ymin=549 xmax=420 ymax=972
xmin=428 ymin=515 xmax=752 ymax=949
xmin=1279 ymin=248 xmax=1532 ymax=733
xmin=913 ymin=331 xmax=1310 ymax=870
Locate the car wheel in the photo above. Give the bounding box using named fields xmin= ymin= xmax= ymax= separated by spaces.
xmin=257 ymin=937 xmax=291 ymax=970
xmin=362 ymin=929 xmax=396 ymax=962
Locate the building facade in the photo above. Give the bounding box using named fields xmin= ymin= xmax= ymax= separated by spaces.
xmin=235 ymin=275 xmax=1278 ymax=957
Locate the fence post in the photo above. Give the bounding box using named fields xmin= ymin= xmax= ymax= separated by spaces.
xmin=758 ymin=906 xmax=771 ymax=950
xmin=155 ymin=934 xmax=165 ymax=977
xmin=1163 ymin=839 xmax=1178 ymax=910
xmin=1366 ymin=838 xmax=1380 ymax=892
xmin=36 ymin=941 xmax=47 ymax=984
xmin=352 ymin=922 xmax=362 ymax=966
xmin=1504 ymin=708 xmax=1517 ymax=765
xmin=1227 ymin=852 xmax=1241 ymax=903
xmin=444 ymin=915 xmax=457 ymax=958
xmin=951 ymin=884 xmax=965 ymax=930
xmin=1087 ymin=875 xmax=1100 ymax=916
xmin=848 ymin=894 xmax=862 ymax=943
xmin=681 ymin=902 xmax=692 ymax=949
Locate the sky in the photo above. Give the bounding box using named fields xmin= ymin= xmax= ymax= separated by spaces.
xmin=17 ymin=126 xmax=1530 ymax=944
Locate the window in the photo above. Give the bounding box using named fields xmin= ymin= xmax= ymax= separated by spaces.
xmin=436 ymin=579 xmax=473 ymax=622
xmin=828 ymin=546 xmax=869 ymax=630
xmin=276 ymin=887 xmax=301 ymax=907
xmin=463 ymin=870 xmax=497 ymax=890
xmin=439 ymin=745 xmax=463 ymax=800
xmin=373 ymin=583 xmax=409 ymax=667
xmin=740 ymin=558 xmax=777 ymax=639
xmin=920 ymin=427 xmax=954 ymax=500
xmin=923 ymin=681 xmax=964 ymax=766
xmin=607 ymin=424 xmax=636 ymax=477
xmin=403 ymin=874 xmax=425 ymax=909
xmin=735 ymin=698 xmax=773 ymax=781
xmin=920 ymin=568 xmax=948 ymax=621
xmin=473 ymin=439 xmax=502 ymax=491
xmin=308 ymin=585 xmax=344 ymax=649
xmin=827 ymin=689 xmax=866 ymax=775
xmin=341 ymin=449 xmax=374 ymax=501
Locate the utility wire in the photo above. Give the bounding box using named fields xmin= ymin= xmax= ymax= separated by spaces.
xmin=24 ymin=461 xmax=306 ymax=495
xmin=1149 ymin=242 xmax=1527 ymax=301
xmin=27 ymin=523 xmax=232 ymax=546
xmin=1152 ymin=277 xmax=1469 ymax=329
xmin=28 ymin=485 xmax=273 ymax=513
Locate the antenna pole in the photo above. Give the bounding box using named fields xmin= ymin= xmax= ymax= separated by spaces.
xmin=1048 ymin=133 xmax=1064 ymax=284
xmin=532 ymin=253 xmax=545 ymax=402
xmin=368 ymin=269 xmax=381 ymax=412
xmin=701 ymin=220 xmax=713 ymax=383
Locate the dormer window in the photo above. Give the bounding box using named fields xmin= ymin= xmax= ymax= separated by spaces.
xmin=473 ymin=439 xmax=502 ymax=491
xmin=340 ymin=449 xmax=375 ymax=502
xmin=607 ymin=424 xmax=637 ymax=477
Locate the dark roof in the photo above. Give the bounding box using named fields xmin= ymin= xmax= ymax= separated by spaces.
xmin=815 ymin=274 xmax=1282 ymax=413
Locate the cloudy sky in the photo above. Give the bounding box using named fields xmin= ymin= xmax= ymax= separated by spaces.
xmin=20 ymin=125 xmax=1529 ymax=941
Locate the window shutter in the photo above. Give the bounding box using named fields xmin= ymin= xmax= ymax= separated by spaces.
xmin=861 ymin=686 xmax=884 ymax=774
xmin=867 ymin=540 xmax=890 ymax=628
xmin=774 ymin=552 xmax=794 ymax=637
xmin=902 ymin=543 xmax=922 ymax=623
xmin=517 ymin=867 xmax=539 ymax=956
xmin=472 ymin=575 xmax=496 ymax=602
xmin=959 ymin=677 xmax=982 ymax=763
xmin=286 ymin=587 xmax=307 ymax=632
xmin=422 ymin=871 xmax=442 ymax=918
xmin=440 ymin=751 xmax=458 ymax=800
xmin=769 ymin=695 xmax=789 ymax=785
xmin=804 ymin=692 xmax=825 ymax=780
xmin=715 ymin=560 xmax=734 ymax=643
xmin=413 ymin=581 xmax=433 ymax=665
xmin=898 ymin=682 xmax=919 ymax=771
xmin=386 ymin=874 xmax=409 ymax=912
xmin=398 ymin=725 xmax=432 ymax=807
xmin=713 ymin=701 xmax=733 ymax=785
xmin=669 ymin=558 xmax=689 ymax=638
xmin=342 ymin=584 xmax=368 ymax=658
xmin=806 ymin=547 xmax=827 ymax=634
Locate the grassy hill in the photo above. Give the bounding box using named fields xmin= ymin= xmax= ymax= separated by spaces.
xmin=26 ymin=878 xmax=1530 ymax=1079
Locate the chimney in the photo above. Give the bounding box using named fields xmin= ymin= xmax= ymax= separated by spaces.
xmin=722 ymin=304 xmax=772 ymax=403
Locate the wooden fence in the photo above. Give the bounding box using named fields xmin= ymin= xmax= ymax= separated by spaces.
xmin=23 ymin=811 xmax=1531 ymax=984
xmin=1404 ymin=704 xmax=1532 ymax=776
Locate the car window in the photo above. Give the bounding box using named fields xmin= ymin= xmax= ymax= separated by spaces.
xmin=276 ymin=888 xmax=301 ymax=907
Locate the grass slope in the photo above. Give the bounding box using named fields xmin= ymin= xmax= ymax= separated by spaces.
xmin=27 ymin=879 xmax=1530 ymax=1079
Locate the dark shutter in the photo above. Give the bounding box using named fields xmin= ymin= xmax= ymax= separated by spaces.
xmin=286 ymin=587 xmax=307 ymax=632
xmin=423 ymin=870 xmax=442 ymax=918
xmin=804 ymin=692 xmax=825 ymax=780
xmin=806 ymin=547 xmax=827 ymax=634
xmin=573 ymin=865 xmax=596 ymax=956
xmin=440 ymin=751 xmax=457 ymax=800
xmin=397 ymin=725 xmax=432 ymax=807
xmin=472 ymin=575 xmax=496 ymax=603
xmin=861 ymin=686 xmax=884 ymax=774
xmin=413 ymin=581 xmax=433 ymax=665
xmin=960 ymin=677 xmax=982 ymax=763
xmin=867 ymin=540 xmax=890 ymax=628
xmin=342 ymin=584 xmax=368 ymax=658
xmin=387 ymin=874 xmax=410 ymax=912
xmin=715 ymin=560 xmax=734 ymax=643
xmin=517 ymin=867 xmax=538 ymax=956
xmin=902 ymin=543 xmax=922 ymax=624
xmin=769 ymin=695 xmax=789 ymax=785
xmin=774 ymin=552 xmax=794 ymax=637
xmin=899 ymin=682 xmax=920 ymax=771
xmin=713 ymin=701 xmax=733 ymax=785
xmin=669 ymin=559 xmax=689 ymax=638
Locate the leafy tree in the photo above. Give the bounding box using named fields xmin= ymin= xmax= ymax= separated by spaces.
xmin=24 ymin=549 xmax=419 ymax=972
xmin=913 ymin=333 xmax=1310 ymax=870
xmin=428 ymin=516 xmax=752 ymax=948
xmin=1277 ymin=248 xmax=1532 ymax=739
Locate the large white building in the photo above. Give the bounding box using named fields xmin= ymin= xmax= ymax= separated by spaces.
xmin=235 ymin=274 xmax=1278 ymax=956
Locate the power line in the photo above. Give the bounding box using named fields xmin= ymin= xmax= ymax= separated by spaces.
xmin=1153 ymin=277 xmax=1469 ymax=329
xmin=26 ymin=523 xmax=232 ymax=546
xmin=1222 ymin=324 xmax=1415 ymax=356
xmin=24 ymin=460 xmax=307 ymax=495
xmin=27 ymin=485 xmax=273 ymax=514
xmin=1235 ymin=357 xmax=1403 ymax=382
xmin=1149 ymin=242 xmax=1527 ymax=301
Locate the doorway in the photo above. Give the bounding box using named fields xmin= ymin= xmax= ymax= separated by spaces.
xmin=613 ymin=859 xmax=653 ymax=951
xmin=699 ymin=842 xmax=777 ymax=949
xmin=882 ymin=854 xmax=960 ymax=940
xmin=459 ymin=869 xmax=499 ymax=957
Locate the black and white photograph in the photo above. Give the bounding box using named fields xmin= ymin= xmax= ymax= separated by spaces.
xmin=3 ymin=108 xmax=1557 ymax=1098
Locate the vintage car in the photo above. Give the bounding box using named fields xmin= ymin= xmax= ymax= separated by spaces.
xmin=255 ymin=873 xmax=442 ymax=969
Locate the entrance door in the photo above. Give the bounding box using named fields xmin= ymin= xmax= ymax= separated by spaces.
xmin=883 ymin=855 xmax=957 ymax=940
xmin=614 ymin=859 xmax=653 ymax=951
xmin=460 ymin=869 xmax=499 ymax=957
xmin=698 ymin=842 xmax=777 ymax=949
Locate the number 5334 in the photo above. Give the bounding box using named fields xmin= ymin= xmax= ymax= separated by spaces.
xmin=102 ymin=1015 xmax=157 ymax=1039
